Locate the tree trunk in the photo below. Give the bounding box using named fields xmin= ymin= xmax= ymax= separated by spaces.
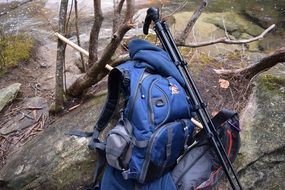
xmin=67 ymin=0 xmax=134 ymax=97
xmin=113 ymin=0 xmax=125 ymax=34
xmin=54 ymin=0 xmax=69 ymax=113
xmin=214 ymin=48 xmax=285 ymax=79
xmin=88 ymin=0 xmax=104 ymax=69
xmin=67 ymin=24 xmax=133 ymax=96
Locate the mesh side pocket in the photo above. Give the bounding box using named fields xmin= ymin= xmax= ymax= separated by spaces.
xmin=106 ymin=119 xmax=133 ymax=170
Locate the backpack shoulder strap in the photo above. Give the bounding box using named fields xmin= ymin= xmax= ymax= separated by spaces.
xmin=84 ymin=68 xmax=127 ymax=190
xmin=90 ymin=68 xmax=125 ymax=142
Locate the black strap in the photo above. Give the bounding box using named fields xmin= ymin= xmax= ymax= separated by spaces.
xmin=195 ymin=109 xmax=237 ymax=141
xmin=84 ymin=148 xmax=107 ymax=190
xmin=211 ymin=109 xmax=237 ymax=128
xmin=93 ymin=68 xmax=123 ymax=133
xmin=84 ymin=69 xmax=125 ymax=190
xmin=66 ymin=68 xmax=124 ymax=139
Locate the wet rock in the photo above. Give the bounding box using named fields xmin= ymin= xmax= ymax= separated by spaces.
xmin=239 ymin=33 xmax=260 ymax=52
xmin=242 ymin=1 xmax=285 ymax=29
xmin=237 ymin=72 xmax=285 ymax=189
xmin=204 ymin=12 xmax=264 ymax=37
xmin=170 ymin=11 xmax=242 ymax=56
xmin=0 ymin=83 xmax=21 ymax=113
xmin=0 ymin=92 xmax=107 ymax=189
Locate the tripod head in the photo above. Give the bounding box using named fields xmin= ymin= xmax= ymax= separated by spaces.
xmin=143 ymin=7 xmax=160 ymax=35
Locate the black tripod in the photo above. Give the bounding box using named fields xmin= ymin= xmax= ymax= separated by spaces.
xmin=143 ymin=7 xmax=243 ymax=190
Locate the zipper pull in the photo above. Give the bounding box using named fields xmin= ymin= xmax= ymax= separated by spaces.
xmin=140 ymin=83 xmax=145 ymax=99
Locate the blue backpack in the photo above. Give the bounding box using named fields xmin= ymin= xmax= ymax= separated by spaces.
xmin=84 ymin=39 xmax=195 ymax=188
xmin=68 ymin=39 xmax=241 ymax=190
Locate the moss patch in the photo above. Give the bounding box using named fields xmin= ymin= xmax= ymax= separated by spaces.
xmin=258 ymin=74 xmax=285 ymax=96
xmin=0 ymin=34 xmax=34 ymax=71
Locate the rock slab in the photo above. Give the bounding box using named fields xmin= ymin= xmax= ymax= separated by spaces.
xmin=0 ymin=93 xmax=107 ymax=190
xmin=0 ymin=83 xmax=21 ymax=112
xmin=238 ymin=72 xmax=285 ymax=189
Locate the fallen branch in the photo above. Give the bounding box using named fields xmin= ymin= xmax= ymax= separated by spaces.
xmin=178 ymin=24 xmax=275 ymax=48
xmin=214 ymin=47 xmax=285 ymax=79
xmin=67 ymin=24 xmax=134 ymax=96
xmin=55 ymin=32 xmax=113 ymax=71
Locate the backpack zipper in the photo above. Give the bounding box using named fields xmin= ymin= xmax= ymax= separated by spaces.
xmin=155 ymin=84 xmax=170 ymax=127
xmin=148 ymin=78 xmax=160 ymax=126
xmin=127 ymin=70 xmax=147 ymax=119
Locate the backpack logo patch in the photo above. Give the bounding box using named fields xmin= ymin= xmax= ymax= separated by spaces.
xmin=169 ymin=83 xmax=180 ymax=94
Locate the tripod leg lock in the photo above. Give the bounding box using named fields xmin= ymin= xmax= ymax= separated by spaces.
xmin=193 ymin=103 xmax=207 ymax=112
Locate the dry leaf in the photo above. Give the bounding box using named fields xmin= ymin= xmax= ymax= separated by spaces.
xmin=219 ymin=79 xmax=230 ymax=89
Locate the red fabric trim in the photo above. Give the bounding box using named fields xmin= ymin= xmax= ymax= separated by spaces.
xmin=226 ymin=129 xmax=233 ymax=157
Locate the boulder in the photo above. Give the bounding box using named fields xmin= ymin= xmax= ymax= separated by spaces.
xmin=237 ymin=72 xmax=285 ymax=189
xmin=168 ymin=11 xmax=265 ymax=56
xmin=168 ymin=11 xmax=241 ymax=56
xmin=0 ymin=92 xmax=107 ymax=190
xmin=0 ymin=83 xmax=21 ymax=113
xmin=203 ymin=12 xmax=264 ymax=37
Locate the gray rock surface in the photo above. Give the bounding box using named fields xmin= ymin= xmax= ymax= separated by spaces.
xmin=0 ymin=83 xmax=21 ymax=113
xmin=237 ymin=72 xmax=285 ymax=189
xmin=0 ymin=97 xmax=49 ymax=135
xmin=0 ymin=92 xmax=107 ymax=190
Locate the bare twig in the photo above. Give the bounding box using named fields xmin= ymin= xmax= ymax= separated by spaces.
xmin=176 ymin=0 xmax=208 ymax=44
xmin=54 ymin=32 xmax=113 ymax=71
xmin=65 ymin=0 xmax=74 ymax=33
xmin=19 ymin=111 xmax=34 ymax=120
xmin=163 ymin=0 xmax=188 ymax=18
xmin=178 ymin=24 xmax=275 ymax=48
xmin=24 ymin=107 xmax=43 ymax=110
xmin=222 ymin=15 xmax=230 ymax=39
xmin=74 ymin=0 xmax=86 ymax=72
xmin=68 ymin=104 xmax=81 ymax=111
